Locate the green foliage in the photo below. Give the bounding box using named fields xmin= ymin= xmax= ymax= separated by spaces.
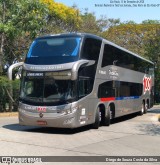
xmin=78 ymin=10 xmax=120 ymax=36
xmin=0 ymin=76 xmax=20 ymax=112
xmin=0 ymin=0 xmax=48 ymax=38
xmin=41 ymin=0 xmax=82 ymax=33
xmin=0 ymin=0 xmax=48 ymax=67
xmin=103 ymin=24 xmax=160 ymax=56
xmin=144 ymin=30 xmax=160 ymax=92
xmin=142 ymin=20 xmax=160 ymax=24
xmin=79 ymin=12 xmax=100 ymax=34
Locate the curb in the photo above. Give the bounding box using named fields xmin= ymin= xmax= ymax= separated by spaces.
xmin=151 ymin=114 xmax=160 ymax=124
xmin=0 ymin=112 xmax=18 ymax=117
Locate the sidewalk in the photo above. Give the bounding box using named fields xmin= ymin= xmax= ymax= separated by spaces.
xmin=0 ymin=112 xmax=18 ymax=117
xmin=149 ymin=104 xmax=160 ymax=123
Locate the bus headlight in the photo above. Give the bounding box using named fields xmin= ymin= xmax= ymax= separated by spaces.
xmin=19 ymin=108 xmax=25 ymax=113
xmin=60 ymin=106 xmax=78 ymax=115
xmin=71 ymin=106 xmax=78 ymax=113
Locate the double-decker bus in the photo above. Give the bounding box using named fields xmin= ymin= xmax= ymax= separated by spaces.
xmin=8 ymin=33 xmax=154 ymax=129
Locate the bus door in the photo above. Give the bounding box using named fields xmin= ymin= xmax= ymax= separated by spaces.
xmin=78 ymin=77 xmax=92 ymax=124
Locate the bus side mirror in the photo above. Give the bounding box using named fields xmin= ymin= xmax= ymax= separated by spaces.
xmin=8 ymin=62 xmax=24 ymax=80
xmin=71 ymin=60 xmax=89 ymax=80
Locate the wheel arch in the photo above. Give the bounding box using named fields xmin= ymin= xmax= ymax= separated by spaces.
xmin=97 ymin=102 xmax=116 ymax=122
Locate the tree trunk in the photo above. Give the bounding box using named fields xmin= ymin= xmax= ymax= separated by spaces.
xmin=0 ymin=34 xmax=5 ymax=75
xmin=8 ymin=84 xmax=13 ymax=112
xmin=0 ymin=1 xmax=6 ymax=75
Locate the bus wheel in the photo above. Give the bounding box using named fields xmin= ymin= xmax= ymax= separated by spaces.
xmin=139 ymin=103 xmax=145 ymax=116
xmin=92 ymin=107 xmax=100 ymax=129
xmin=144 ymin=103 xmax=148 ymax=114
xmin=103 ymin=105 xmax=111 ymax=126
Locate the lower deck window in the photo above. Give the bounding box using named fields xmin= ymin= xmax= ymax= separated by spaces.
xmin=98 ymin=81 xmax=143 ymax=98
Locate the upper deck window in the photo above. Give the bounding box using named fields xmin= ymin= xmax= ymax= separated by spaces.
xmin=25 ymin=36 xmax=81 ymax=65
xmin=102 ymin=44 xmax=154 ymax=74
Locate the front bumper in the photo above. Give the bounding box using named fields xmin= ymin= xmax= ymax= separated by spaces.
xmin=19 ymin=110 xmax=78 ymax=128
xmin=18 ymin=102 xmax=79 ymax=128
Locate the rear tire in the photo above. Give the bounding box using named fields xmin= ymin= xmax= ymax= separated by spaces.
xmin=92 ymin=107 xmax=100 ymax=129
xmin=144 ymin=103 xmax=148 ymax=114
xmin=139 ymin=103 xmax=145 ymax=116
xmin=103 ymin=105 xmax=111 ymax=126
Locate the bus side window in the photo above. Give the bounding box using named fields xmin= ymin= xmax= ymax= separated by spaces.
xmin=98 ymin=81 xmax=116 ymax=98
xmin=102 ymin=44 xmax=115 ymax=67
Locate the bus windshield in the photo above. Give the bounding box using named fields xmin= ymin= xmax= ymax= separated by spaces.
xmin=20 ymin=71 xmax=77 ymax=105
xmin=25 ymin=37 xmax=81 ymax=65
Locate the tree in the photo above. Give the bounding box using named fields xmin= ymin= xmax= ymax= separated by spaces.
xmin=144 ymin=29 xmax=160 ymax=93
xmin=40 ymin=0 xmax=82 ymax=33
xmin=142 ymin=19 xmax=160 ymax=24
xmin=103 ymin=24 xmax=160 ymax=56
xmin=0 ymin=0 xmax=48 ymax=112
xmin=78 ymin=9 xmax=120 ymax=36
xmin=79 ymin=11 xmax=101 ymax=34
xmin=0 ymin=0 xmax=48 ymax=74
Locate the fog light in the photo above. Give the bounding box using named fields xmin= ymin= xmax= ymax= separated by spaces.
xmin=63 ymin=117 xmax=75 ymax=124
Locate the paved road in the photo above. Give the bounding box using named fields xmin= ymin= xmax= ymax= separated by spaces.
xmin=0 ymin=106 xmax=160 ymax=165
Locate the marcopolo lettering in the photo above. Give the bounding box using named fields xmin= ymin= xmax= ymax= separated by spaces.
xmin=109 ymin=69 xmax=119 ymax=76
xmin=30 ymin=65 xmax=64 ymax=71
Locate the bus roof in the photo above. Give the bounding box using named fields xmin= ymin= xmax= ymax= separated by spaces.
xmin=36 ymin=33 xmax=154 ymax=65
xmin=36 ymin=32 xmax=103 ymax=41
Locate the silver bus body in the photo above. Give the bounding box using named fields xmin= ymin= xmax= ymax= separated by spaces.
xmin=8 ymin=33 xmax=154 ymax=129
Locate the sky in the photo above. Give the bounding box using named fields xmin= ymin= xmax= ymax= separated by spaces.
xmin=55 ymin=0 xmax=160 ymax=23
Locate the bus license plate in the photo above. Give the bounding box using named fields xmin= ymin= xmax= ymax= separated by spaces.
xmin=37 ymin=120 xmax=47 ymax=126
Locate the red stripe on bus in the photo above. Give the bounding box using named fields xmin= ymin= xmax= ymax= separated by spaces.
xmin=100 ymin=97 xmax=115 ymax=102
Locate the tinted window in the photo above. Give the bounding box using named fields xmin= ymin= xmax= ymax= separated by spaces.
xmin=102 ymin=44 xmax=154 ymax=74
xmin=20 ymin=71 xmax=77 ymax=106
xmin=81 ymin=38 xmax=102 ymax=62
xmin=98 ymin=81 xmax=143 ymax=98
xmin=118 ymin=81 xmax=143 ymax=97
xmin=98 ymin=81 xmax=115 ymax=98
xmin=78 ymin=38 xmax=102 ymax=95
xmin=25 ymin=37 xmax=81 ymax=65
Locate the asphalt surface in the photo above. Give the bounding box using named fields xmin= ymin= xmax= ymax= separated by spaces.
xmin=0 ymin=105 xmax=160 ymax=165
